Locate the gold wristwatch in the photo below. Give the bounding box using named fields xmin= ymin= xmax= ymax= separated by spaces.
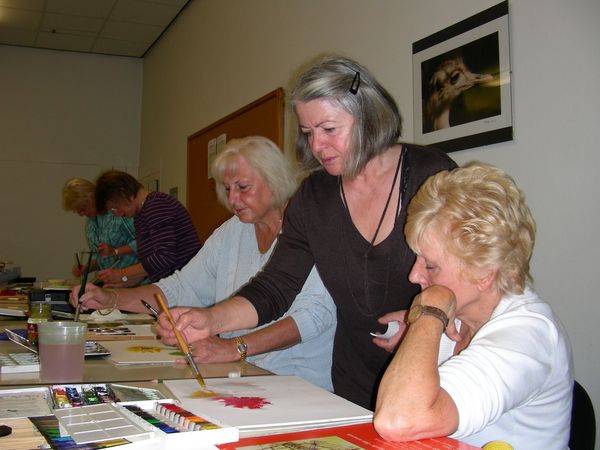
xmin=407 ymin=304 xmax=449 ymax=329
xmin=234 ymin=336 xmax=248 ymax=362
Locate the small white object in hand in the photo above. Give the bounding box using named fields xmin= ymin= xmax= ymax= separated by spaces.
xmin=370 ymin=321 xmax=400 ymax=340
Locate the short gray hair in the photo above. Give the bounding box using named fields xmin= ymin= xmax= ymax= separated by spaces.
xmin=291 ymin=55 xmax=402 ymax=178
xmin=211 ymin=136 xmax=297 ymax=211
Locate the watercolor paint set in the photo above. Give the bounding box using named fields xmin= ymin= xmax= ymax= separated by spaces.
xmin=49 ymin=383 xmax=169 ymax=409
xmin=51 ymin=384 xmax=117 ymax=408
xmin=3 ymin=327 xmax=111 ymax=357
xmin=41 ymin=399 xmax=238 ymax=448
xmin=3 ymin=385 xmax=238 ymax=448
xmin=86 ymin=324 xmax=158 ymax=341
xmin=54 ymin=402 xmax=155 ymax=444
xmin=117 ymin=400 xmax=239 ymax=444
xmin=0 ymin=351 xmax=40 ymax=373
xmin=29 ymin=414 xmax=131 ymax=449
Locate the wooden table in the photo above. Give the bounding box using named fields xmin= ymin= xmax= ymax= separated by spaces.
xmin=0 ymin=320 xmax=269 ymax=386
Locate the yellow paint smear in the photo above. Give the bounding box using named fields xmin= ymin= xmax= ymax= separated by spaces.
xmin=191 ymin=389 xmax=218 ymax=398
xmin=127 ymin=346 xmax=162 ymax=353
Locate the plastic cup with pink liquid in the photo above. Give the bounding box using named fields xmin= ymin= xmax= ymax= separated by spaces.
xmin=38 ymin=321 xmax=87 ymax=382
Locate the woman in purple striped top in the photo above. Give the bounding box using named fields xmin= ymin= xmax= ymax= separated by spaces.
xmin=94 ymin=170 xmax=201 ymax=287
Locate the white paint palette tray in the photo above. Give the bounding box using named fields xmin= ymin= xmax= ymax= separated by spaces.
xmin=53 ymin=399 xmax=239 ymax=447
xmin=54 ymin=402 xmax=152 ymax=444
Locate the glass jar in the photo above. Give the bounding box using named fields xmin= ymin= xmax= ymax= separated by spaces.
xmin=27 ymin=302 xmax=52 ymax=346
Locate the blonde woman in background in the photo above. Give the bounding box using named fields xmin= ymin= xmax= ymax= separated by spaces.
xmin=63 ymin=178 xmax=141 ymax=285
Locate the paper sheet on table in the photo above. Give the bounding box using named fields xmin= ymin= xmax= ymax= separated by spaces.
xmin=100 ymin=339 xmax=181 ymax=365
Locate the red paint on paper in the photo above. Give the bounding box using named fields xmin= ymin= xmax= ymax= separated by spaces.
xmin=212 ymin=396 xmax=271 ymax=409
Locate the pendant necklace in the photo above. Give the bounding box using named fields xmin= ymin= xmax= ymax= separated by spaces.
xmin=339 ymin=146 xmax=407 ymax=317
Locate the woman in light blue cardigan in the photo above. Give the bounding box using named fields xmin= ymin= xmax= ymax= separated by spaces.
xmin=72 ymin=136 xmax=336 ymax=391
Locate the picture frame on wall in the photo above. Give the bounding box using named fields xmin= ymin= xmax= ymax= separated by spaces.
xmin=412 ymin=1 xmax=512 ymax=152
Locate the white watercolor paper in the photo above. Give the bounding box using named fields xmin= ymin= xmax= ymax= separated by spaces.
xmin=164 ymin=375 xmax=372 ymax=437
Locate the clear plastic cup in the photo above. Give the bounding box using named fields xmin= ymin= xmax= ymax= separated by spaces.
xmin=38 ymin=321 xmax=87 ymax=382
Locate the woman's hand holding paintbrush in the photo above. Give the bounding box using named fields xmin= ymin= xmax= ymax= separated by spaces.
xmin=69 ymin=283 xmax=116 ymax=311
xmin=155 ymin=307 xmax=215 ymax=347
xmin=155 ymin=298 xmax=260 ymax=354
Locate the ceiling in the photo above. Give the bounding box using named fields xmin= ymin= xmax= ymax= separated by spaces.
xmin=0 ymin=0 xmax=192 ymax=58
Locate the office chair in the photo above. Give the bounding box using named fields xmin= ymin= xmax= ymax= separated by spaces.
xmin=569 ymin=380 xmax=596 ymax=450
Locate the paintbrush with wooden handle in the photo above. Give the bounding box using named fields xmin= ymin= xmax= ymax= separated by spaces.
xmin=154 ymin=293 xmax=207 ymax=389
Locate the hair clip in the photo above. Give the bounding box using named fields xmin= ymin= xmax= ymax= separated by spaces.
xmin=349 ymin=71 xmax=360 ymax=95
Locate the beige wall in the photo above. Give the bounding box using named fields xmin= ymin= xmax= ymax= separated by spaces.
xmin=0 ymin=45 xmax=142 ymax=280
xmin=141 ymin=0 xmax=600 ymax=442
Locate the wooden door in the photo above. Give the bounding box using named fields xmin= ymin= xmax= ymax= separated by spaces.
xmin=187 ymin=88 xmax=284 ymax=242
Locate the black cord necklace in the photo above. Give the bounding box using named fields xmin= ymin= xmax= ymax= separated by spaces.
xmin=339 ymin=146 xmax=407 ymax=317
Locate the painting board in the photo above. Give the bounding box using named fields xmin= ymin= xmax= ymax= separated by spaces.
xmin=165 ymin=376 xmax=372 ymax=436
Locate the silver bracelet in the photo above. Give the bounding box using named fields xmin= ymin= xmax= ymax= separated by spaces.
xmin=97 ymin=289 xmax=118 ymax=316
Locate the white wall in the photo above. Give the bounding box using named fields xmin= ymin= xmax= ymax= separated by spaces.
xmin=0 ymin=45 xmax=142 ymax=280
xmin=141 ymin=0 xmax=600 ymax=442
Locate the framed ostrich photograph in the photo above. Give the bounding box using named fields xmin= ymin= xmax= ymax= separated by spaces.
xmin=412 ymin=1 xmax=512 ymax=152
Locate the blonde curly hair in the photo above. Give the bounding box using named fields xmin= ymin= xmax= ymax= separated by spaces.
xmin=405 ymin=162 xmax=536 ymax=296
xmin=62 ymin=178 xmax=95 ymax=212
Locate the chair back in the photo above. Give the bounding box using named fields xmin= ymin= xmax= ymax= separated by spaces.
xmin=569 ymin=380 xmax=596 ymax=450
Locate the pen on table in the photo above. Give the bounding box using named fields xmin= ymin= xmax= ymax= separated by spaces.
xmin=74 ymin=251 xmax=93 ymax=322
xmin=153 ymin=293 xmax=209 ymax=390
xmin=140 ymin=299 xmax=159 ymax=319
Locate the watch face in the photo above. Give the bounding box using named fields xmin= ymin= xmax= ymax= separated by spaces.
xmin=121 ymin=275 xmax=128 ymax=282
xmin=407 ymin=304 xmax=423 ymax=324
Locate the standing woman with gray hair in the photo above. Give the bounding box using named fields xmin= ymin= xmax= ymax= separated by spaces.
xmin=157 ymin=56 xmax=457 ymax=409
